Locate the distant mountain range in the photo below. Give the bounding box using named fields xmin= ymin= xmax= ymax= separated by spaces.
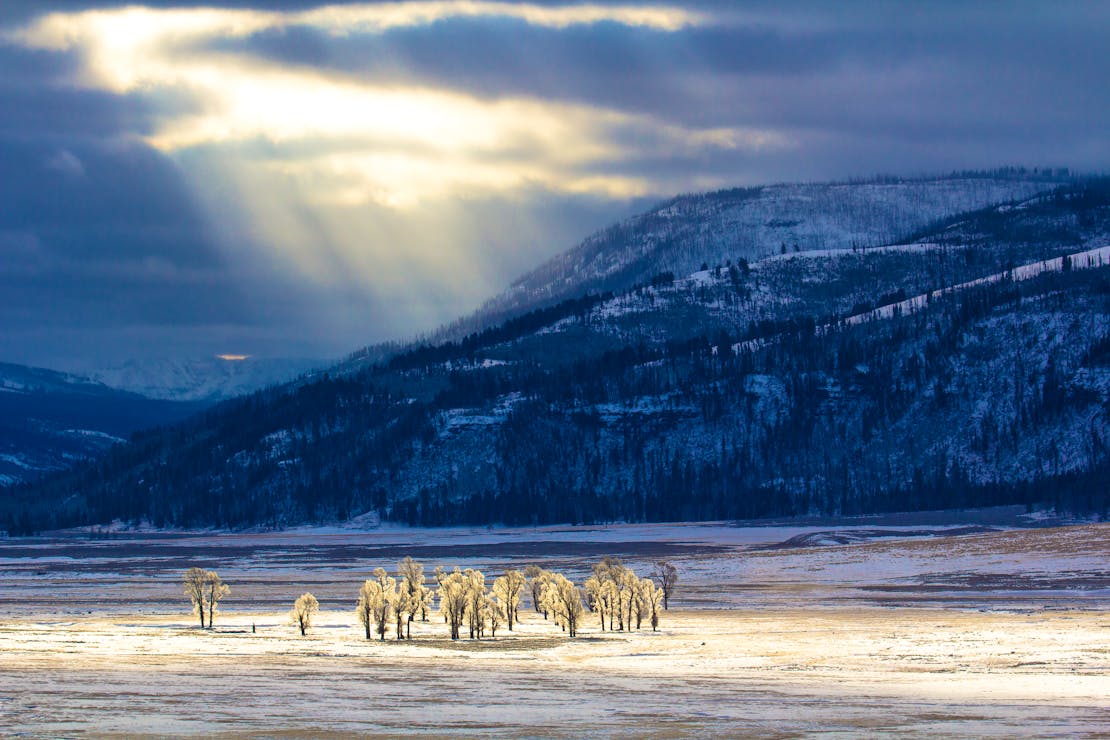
xmin=85 ymin=356 xmax=326 ymax=403
xmin=0 ymin=362 xmax=202 ymax=487
xmin=0 ymin=356 xmax=325 ymax=487
xmin=4 ymin=170 xmax=1107 ymax=533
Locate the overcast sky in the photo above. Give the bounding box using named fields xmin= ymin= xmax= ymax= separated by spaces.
xmin=1 ymin=1 xmax=1107 ymax=370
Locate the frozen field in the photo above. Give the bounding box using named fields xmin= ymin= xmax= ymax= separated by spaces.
xmin=0 ymin=517 xmax=1108 ymax=736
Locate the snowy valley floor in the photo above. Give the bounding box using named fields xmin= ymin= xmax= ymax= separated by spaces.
xmin=0 ymin=516 xmax=1108 ymax=737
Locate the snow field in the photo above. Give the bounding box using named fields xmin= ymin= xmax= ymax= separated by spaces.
xmin=0 ymin=521 xmax=1107 ymax=735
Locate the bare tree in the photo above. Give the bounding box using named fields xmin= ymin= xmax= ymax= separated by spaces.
xmin=437 ymin=568 xmax=469 ymax=640
xmin=434 ymin=566 xmax=450 ymax=624
xmin=183 ymin=568 xmax=208 ymax=628
xmin=464 ymin=569 xmax=486 ymax=639
xmin=399 ymin=556 xmax=432 ymax=631
xmin=641 ymin=578 xmax=664 ymax=631
xmin=652 ymin=561 xmax=678 ymax=610
xmin=373 ymin=567 xmax=396 ymax=641
xmin=616 ymin=567 xmax=639 ymax=631
xmin=542 ymin=573 xmax=585 ymax=637
xmin=485 ymin=591 xmax=504 ymax=637
xmin=355 ymin=581 xmax=376 ymax=640
xmin=491 ymin=569 xmax=526 ymax=630
xmin=584 ymin=575 xmax=604 ymax=629
xmin=204 ymin=571 xmax=229 ymax=628
xmin=355 ymin=575 xmax=394 ymax=641
xmin=523 ymin=565 xmax=547 ymax=615
xmin=290 ymin=592 xmax=319 ymax=636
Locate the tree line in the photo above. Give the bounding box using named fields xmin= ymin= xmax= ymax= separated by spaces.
xmin=186 ymin=558 xmax=678 ymax=640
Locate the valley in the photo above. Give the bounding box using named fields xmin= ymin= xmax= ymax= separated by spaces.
xmin=0 ymin=518 xmax=1106 ymax=736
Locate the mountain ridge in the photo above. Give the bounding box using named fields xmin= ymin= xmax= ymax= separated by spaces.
xmin=4 ymin=173 xmax=1107 ymax=533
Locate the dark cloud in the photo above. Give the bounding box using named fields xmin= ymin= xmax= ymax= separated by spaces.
xmin=212 ymin=9 xmax=1110 ymax=142
xmin=0 ymin=1 xmax=1108 ymax=370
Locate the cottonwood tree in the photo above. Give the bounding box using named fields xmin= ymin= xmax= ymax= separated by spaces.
xmin=652 ymin=561 xmax=679 ymax=609
xmin=182 ymin=567 xmax=229 ymax=629
xmin=541 ymin=573 xmax=585 ymax=637
xmin=523 ymin=565 xmax=548 ymax=615
xmin=485 ymin=591 xmax=505 ymax=637
xmin=589 ymin=558 xmax=637 ymax=631
xmin=355 ymin=580 xmax=377 ymax=640
xmin=591 ymin=557 xmax=627 ymax=630
xmin=640 ymin=578 xmax=664 ymax=631
xmin=399 ymin=556 xmax=432 ymax=629
xmin=434 ymin=566 xmax=450 ymax=624
xmin=437 ymin=568 xmax=470 ymax=640
xmin=491 ymin=570 xmax=526 ymax=630
xmin=617 ymin=567 xmax=639 ymax=631
xmin=290 ymin=592 xmax=319 ymax=636
xmin=183 ymin=568 xmax=208 ymax=628
xmin=355 ymin=573 xmax=395 ymax=641
xmin=204 ymin=571 xmax=229 ymax=628
xmin=373 ymin=567 xmax=397 ymax=641
xmin=464 ymin=569 xmax=486 ymax=639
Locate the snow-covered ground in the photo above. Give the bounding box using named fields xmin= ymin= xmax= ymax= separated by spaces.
xmin=0 ymin=521 xmax=1106 ymax=735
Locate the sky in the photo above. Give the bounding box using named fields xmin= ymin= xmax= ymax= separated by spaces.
xmin=1 ymin=1 xmax=1107 ymax=370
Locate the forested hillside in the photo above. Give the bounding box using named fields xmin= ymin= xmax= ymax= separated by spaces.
xmin=3 ymin=176 xmax=1107 ymax=533
xmin=0 ymin=363 xmax=202 ymax=487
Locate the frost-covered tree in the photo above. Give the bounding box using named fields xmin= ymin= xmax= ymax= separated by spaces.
xmin=640 ymin=578 xmax=664 ymax=631
xmin=183 ymin=568 xmax=229 ymax=629
xmin=491 ymin=569 xmax=526 ymax=630
xmin=355 ymin=580 xmax=376 ymax=640
xmin=523 ymin=565 xmax=548 ymax=615
xmin=355 ymin=573 xmax=395 ymax=641
xmin=437 ymin=568 xmax=470 ymax=640
xmin=652 ymin=561 xmax=679 ymax=610
xmin=485 ymin=591 xmax=504 ymax=637
xmin=290 ymin=592 xmax=319 ymax=636
xmin=373 ymin=567 xmax=397 ymax=641
xmin=632 ymin=578 xmax=657 ymax=630
xmin=434 ymin=566 xmax=450 ymax=624
xmin=204 ymin=571 xmax=229 ymax=628
xmin=584 ymin=574 xmax=602 ymax=624
xmin=464 ymin=569 xmax=486 ymax=639
xmin=399 ymin=556 xmax=432 ymax=629
xmin=183 ymin=567 xmax=208 ymax=628
xmin=617 ymin=568 xmax=639 ymax=631
xmin=542 ymin=573 xmax=585 ymax=637
xmin=590 ymin=558 xmax=637 ymax=631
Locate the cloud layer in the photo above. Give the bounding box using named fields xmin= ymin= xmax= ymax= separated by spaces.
xmin=1 ymin=1 xmax=1107 ymax=369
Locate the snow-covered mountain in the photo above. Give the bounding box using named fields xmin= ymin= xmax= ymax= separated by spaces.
xmin=445 ymin=172 xmax=1071 ymax=338
xmin=87 ymin=356 xmax=327 ymax=402
xmin=7 ymin=172 xmax=1108 ymax=532
xmin=0 ymin=362 xmax=202 ymax=487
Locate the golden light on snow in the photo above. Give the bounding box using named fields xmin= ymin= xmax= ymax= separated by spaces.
xmin=216 ymin=354 xmax=250 ymax=361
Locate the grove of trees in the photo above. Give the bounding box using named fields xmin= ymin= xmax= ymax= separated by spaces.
xmin=183 ymin=558 xmax=676 ymax=641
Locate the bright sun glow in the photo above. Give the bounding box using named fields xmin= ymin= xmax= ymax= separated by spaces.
xmin=10 ymin=3 xmax=783 ymax=207
xmin=7 ymin=3 xmax=790 ymax=300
